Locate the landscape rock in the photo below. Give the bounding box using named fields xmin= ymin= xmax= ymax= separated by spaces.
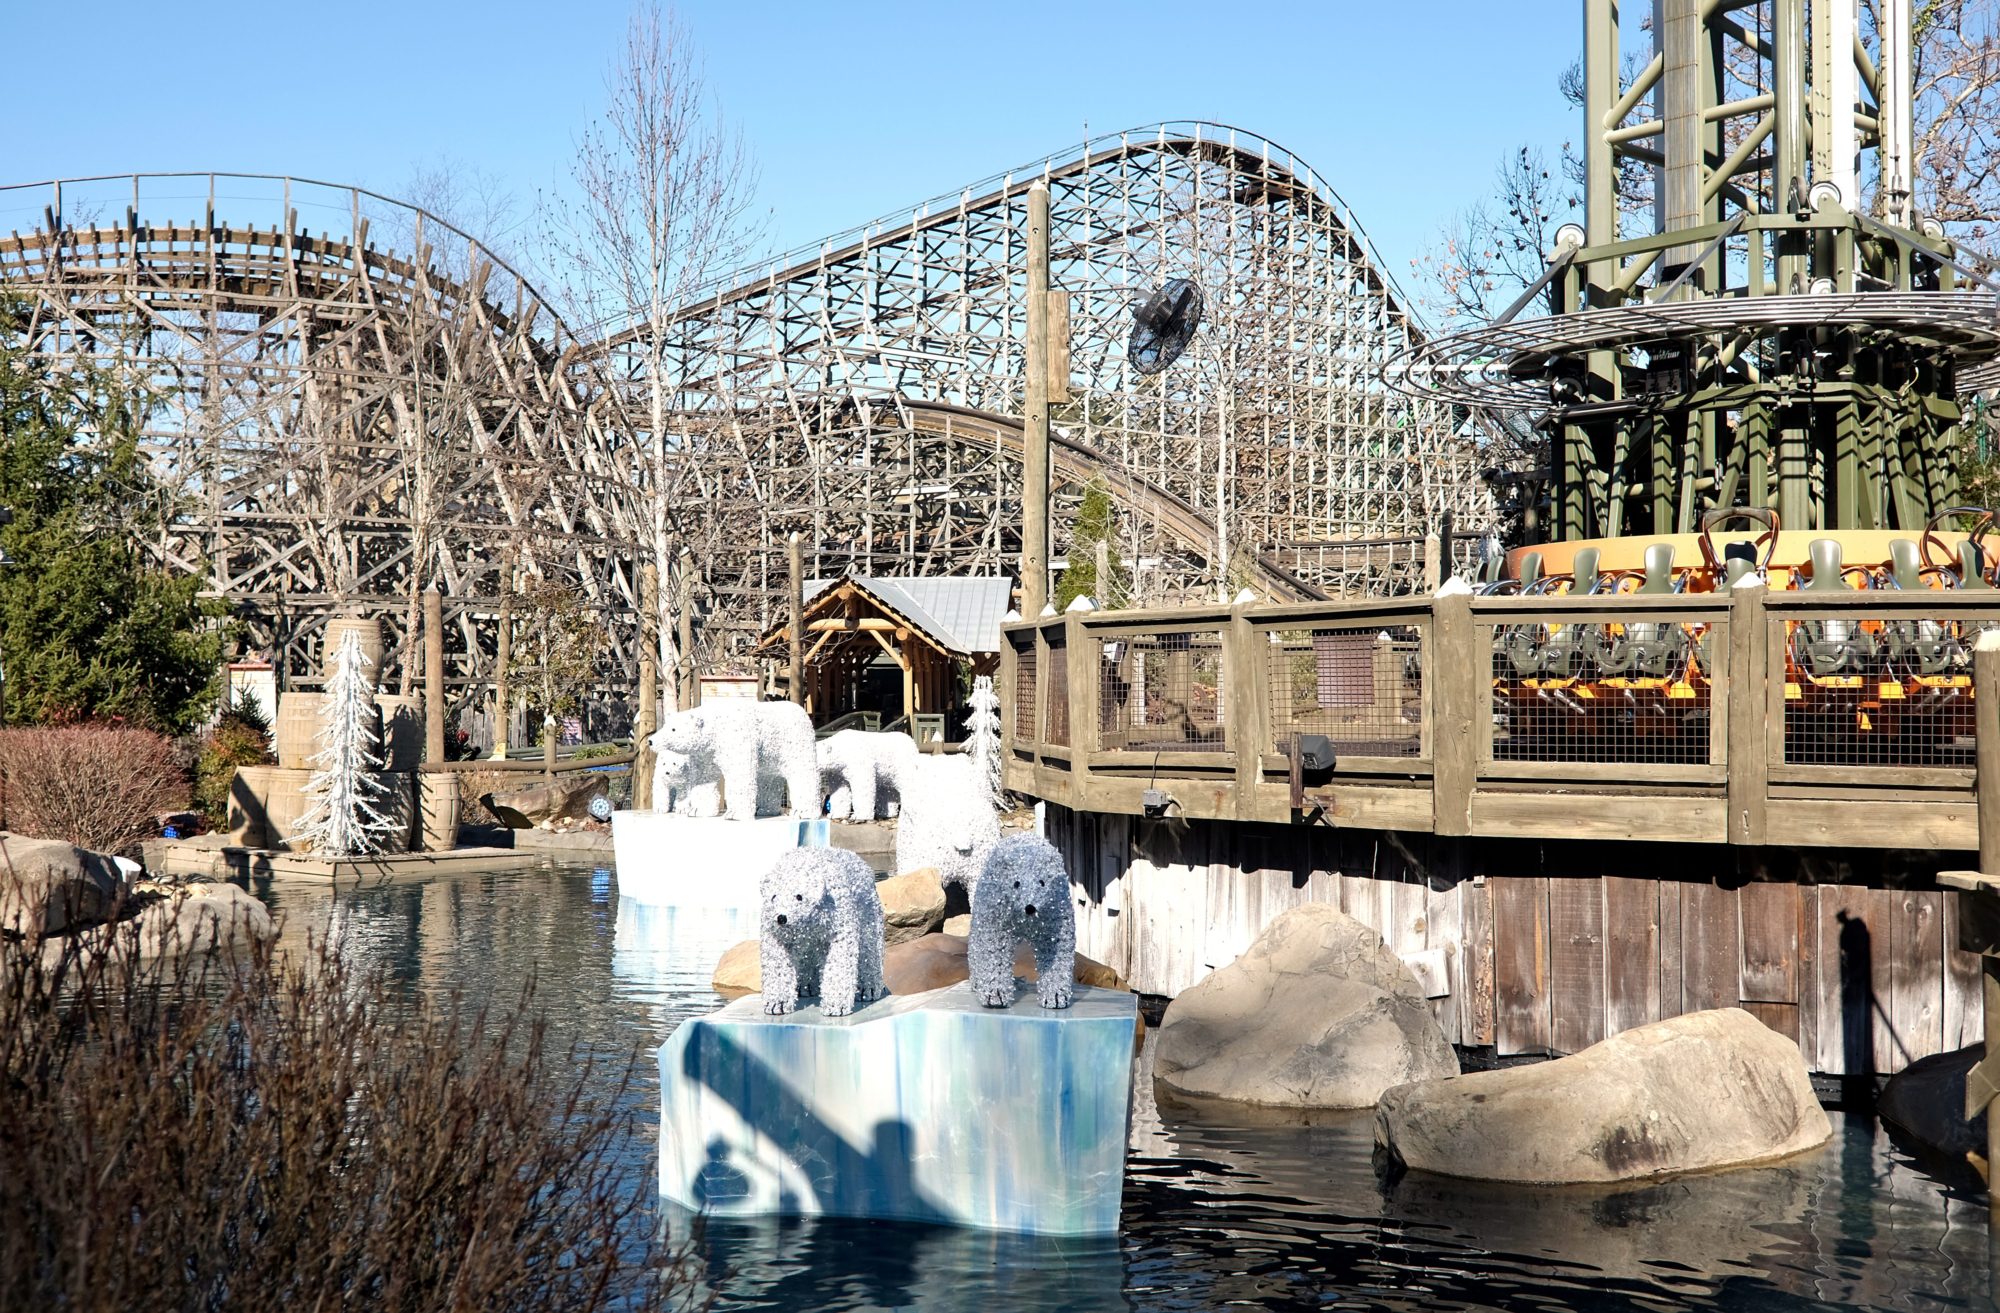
xmin=125 ymin=883 xmax=276 ymax=957
xmin=1154 ymin=902 xmax=1458 ymax=1108
xmin=942 ymin=913 xmax=971 ymax=936
xmin=712 ymin=938 xmax=762 ymax=996
xmin=1880 ymin=1042 xmax=1986 ymax=1165
xmin=481 ymin=775 xmax=607 ymax=829
xmin=877 ymin=869 xmax=947 ymax=944
xmin=0 ymin=832 xmax=128 ymax=937
xmin=1374 ymin=1007 xmax=1831 ymax=1183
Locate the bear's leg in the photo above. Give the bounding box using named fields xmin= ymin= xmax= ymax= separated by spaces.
xmin=849 ymin=768 xmax=878 ymax=822
xmin=676 ymin=782 xmax=721 ymax=818
xmin=969 ymin=927 xmax=1015 ymax=1008
xmin=1034 ymin=913 xmax=1076 ymax=1009
xmin=826 ymin=778 xmax=853 ymax=821
xmin=714 ymin=742 xmax=760 ymax=822
xmin=783 ymin=754 xmax=821 ymax=820
xmin=857 ymin=920 xmax=885 ymax=1001
xmin=761 ymin=938 xmax=800 ymax=1015
xmin=819 ymin=934 xmax=861 ymax=1016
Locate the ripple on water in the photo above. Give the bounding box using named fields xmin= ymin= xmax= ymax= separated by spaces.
xmin=256 ymin=861 xmax=1994 ymax=1313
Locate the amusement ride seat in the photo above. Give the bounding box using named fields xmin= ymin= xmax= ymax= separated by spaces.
xmin=1795 ymin=538 xmax=1879 ymax=677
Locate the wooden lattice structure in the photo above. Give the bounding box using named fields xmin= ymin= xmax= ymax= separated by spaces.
xmin=0 ymin=131 xmax=1494 ymax=716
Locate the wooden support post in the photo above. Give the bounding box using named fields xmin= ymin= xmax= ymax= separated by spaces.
xmin=1066 ymin=614 xmax=1097 ymax=759
xmin=1431 ymin=592 xmax=1476 ymax=835
xmin=1022 ymin=180 xmax=1051 ymax=618
xmin=1725 ymin=581 xmax=1769 ymax=844
xmin=1229 ymin=604 xmax=1270 ymax=821
xmin=789 ymin=531 xmax=807 ymax=708
xmin=423 ymin=586 xmax=445 ymax=764
xmin=1942 ymin=630 xmax=2000 ymax=1203
xmin=493 ymin=547 xmax=514 ymax=760
xmin=634 ymin=563 xmax=659 ymax=812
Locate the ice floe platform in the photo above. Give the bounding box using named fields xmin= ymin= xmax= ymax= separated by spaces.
xmin=658 ymin=984 xmax=1136 ymax=1235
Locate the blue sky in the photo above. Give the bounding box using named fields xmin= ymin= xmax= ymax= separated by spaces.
xmin=5 ymin=1 xmax=1579 ymax=298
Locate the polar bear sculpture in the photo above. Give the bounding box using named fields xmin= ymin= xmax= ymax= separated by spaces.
xmin=759 ymin=848 xmax=886 ymax=1016
xmin=967 ymin=834 xmax=1076 ymax=1009
xmin=649 ymin=700 xmax=820 ymax=821
xmin=893 ymin=752 xmax=1000 ymax=888
xmin=817 ymin=729 xmax=920 ymax=821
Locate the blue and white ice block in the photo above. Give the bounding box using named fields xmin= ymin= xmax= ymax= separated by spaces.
xmin=610 ymin=812 xmax=829 ymax=908
xmin=658 ymin=985 xmax=1137 ymax=1236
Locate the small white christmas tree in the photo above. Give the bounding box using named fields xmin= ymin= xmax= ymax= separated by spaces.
xmin=294 ymin=630 xmax=404 ymax=856
xmin=965 ymin=674 xmax=1002 ymax=804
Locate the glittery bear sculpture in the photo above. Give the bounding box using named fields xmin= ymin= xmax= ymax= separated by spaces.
xmin=816 ymin=728 xmax=920 ymax=821
xmin=894 ymin=752 xmax=1001 ymax=889
xmin=966 ymin=834 xmax=1075 ymax=1009
xmin=759 ymin=848 xmax=886 ymax=1017
xmin=650 ymin=699 xmax=820 ymax=821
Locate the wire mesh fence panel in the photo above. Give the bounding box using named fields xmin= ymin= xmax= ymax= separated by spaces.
xmin=1773 ymin=612 xmax=1999 ymax=767
xmin=1483 ymin=618 xmax=1715 ymax=766
xmin=1045 ymin=632 xmax=1070 ymax=749
xmin=1097 ymin=630 xmax=1227 ymax=752
xmin=1267 ymin=624 xmax=1424 ymax=759
xmin=1011 ymin=637 xmax=1037 ymax=747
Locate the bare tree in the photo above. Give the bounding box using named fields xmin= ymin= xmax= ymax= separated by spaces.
xmin=1412 ymin=148 xmax=1576 ymax=329
xmin=544 ymin=2 xmax=759 ymax=715
xmin=1912 ymin=0 xmax=2000 ymax=239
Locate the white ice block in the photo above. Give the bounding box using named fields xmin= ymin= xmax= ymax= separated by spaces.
xmin=610 ymin=811 xmax=829 ymax=908
xmin=658 ymin=985 xmax=1136 ymax=1236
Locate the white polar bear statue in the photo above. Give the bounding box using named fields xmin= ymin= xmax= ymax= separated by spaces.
xmin=817 ymin=729 xmax=920 ymax=821
xmin=649 ymin=700 xmax=820 ymax=821
xmin=967 ymin=834 xmax=1076 ymax=1009
xmin=759 ymin=848 xmax=886 ymax=1016
xmin=893 ymin=752 xmax=1000 ymax=888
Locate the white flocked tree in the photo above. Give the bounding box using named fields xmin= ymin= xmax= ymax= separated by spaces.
xmin=966 ymin=675 xmax=1002 ymax=804
xmin=295 ymin=631 xmax=404 ymax=856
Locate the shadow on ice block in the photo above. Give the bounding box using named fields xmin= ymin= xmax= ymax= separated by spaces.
xmin=658 ymin=985 xmax=1136 ymax=1236
xmin=610 ymin=811 xmax=829 ymax=908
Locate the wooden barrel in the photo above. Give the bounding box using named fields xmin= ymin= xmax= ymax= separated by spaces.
xmin=323 ymin=614 xmax=384 ymax=678
xmin=375 ymin=695 xmax=424 ymax=771
xmin=274 ymin=692 xmax=324 ymax=769
xmin=256 ymin=766 xmax=316 ymax=850
xmin=416 ymin=771 xmax=462 ymax=852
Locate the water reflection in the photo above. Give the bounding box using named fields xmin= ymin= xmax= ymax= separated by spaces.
xmin=256 ymin=862 xmax=1995 ymax=1313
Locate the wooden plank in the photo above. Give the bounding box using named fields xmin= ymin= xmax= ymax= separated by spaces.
xmin=1761 ymin=799 xmax=1977 ymax=850
xmin=1430 ymin=592 xmax=1477 ymax=836
xmin=1720 ymin=584 xmax=1768 ymax=840
xmin=1467 ymin=793 xmax=1729 ymax=843
xmin=1602 ymin=875 xmax=1659 ymax=1036
xmin=1658 ymin=875 xmax=1685 ymax=1019
xmin=1425 ymin=856 xmax=1466 ymax=1042
xmin=1890 ymin=889 xmax=1945 ymax=1069
xmin=1549 ymin=876 xmax=1606 ymax=1054
xmin=1742 ymin=1000 xmax=1801 ymax=1042
xmin=1796 ymin=884 xmax=1820 ymax=1071
xmin=1490 ymin=875 xmax=1551 ymax=1055
xmin=1943 ymin=892 xmax=1986 ymax=1052
xmin=1461 ymin=873 xmax=1497 ymax=1047
xmin=1815 ymin=884 xmax=1896 ymax=1078
xmin=1681 ymin=880 xmax=1741 ymax=1013
xmin=1738 ymin=881 xmax=1800 ymax=1003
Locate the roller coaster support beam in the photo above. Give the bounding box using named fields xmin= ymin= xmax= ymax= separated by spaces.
xmin=1023 ymin=180 xmax=1052 ymax=616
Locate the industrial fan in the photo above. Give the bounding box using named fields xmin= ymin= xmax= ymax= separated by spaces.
xmin=1128 ymin=278 xmax=1203 ymax=374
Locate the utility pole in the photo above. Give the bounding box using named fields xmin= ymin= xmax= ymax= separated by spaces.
xmin=1022 ymin=180 xmax=1051 ymax=616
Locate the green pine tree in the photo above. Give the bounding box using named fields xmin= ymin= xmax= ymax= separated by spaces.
xmin=1054 ymin=479 xmax=1132 ymax=611
xmin=0 ymin=298 xmax=225 ymax=733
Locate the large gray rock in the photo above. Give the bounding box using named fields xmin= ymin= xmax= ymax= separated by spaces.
xmin=1375 ymin=1007 xmax=1831 ymax=1183
xmin=126 ymin=883 xmax=276 ymax=957
xmin=481 ymin=774 xmax=606 ymax=829
xmin=877 ymin=869 xmax=947 ymax=944
xmin=1154 ymin=902 xmax=1458 ymax=1108
xmin=0 ymin=832 xmax=128 ymax=937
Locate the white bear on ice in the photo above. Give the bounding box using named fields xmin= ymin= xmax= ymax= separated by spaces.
xmin=649 ymin=700 xmax=820 ymax=822
xmin=759 ymin=848 xmax=886 ymax=1017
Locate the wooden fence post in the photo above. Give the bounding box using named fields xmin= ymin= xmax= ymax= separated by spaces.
xmin=1431 ymin=591 xmax=1476 ymax=835
xmin=1230 ymin=605 xmax=1269 ymax=820
xmin=1726 ymin=581 xmax=1769 ymax=844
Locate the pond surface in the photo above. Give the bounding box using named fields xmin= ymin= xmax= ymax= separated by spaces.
xmin=261 ymin=861 xmax=1996 ymax=1312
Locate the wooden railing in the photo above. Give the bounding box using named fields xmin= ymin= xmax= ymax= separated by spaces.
xmin=1002 ymin=587 xmax=2000 ymax=850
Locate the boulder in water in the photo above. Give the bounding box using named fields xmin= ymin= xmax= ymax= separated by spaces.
xmin=0 ymin=832 xmax=127 ymax=937
xmin=1154 ymin=902 xmax=1458 ymax=1108
xmin=1375 ymin=1007 xmax=1830 ymax=1183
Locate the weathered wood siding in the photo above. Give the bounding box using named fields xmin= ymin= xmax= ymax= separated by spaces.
xmin=1046 ymin=805 xmax=1984 ymax=1076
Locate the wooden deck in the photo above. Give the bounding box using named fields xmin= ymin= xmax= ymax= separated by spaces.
xmin=1003 ymin=587 xmax=2000 ymax=851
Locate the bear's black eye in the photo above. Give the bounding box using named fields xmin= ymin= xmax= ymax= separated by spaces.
xmin=795 ymin=893 xmax=803 ymax=901
xmin=1013 ymin=880 xmax=1020 ymax=889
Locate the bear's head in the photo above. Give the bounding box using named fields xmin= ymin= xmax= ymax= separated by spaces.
xmin=761 ymin=851 xmax=831 ymax=941
xmin=991 ymin=839 xmax=1065 ymax=923
xmin=654 ymin=746 xmax=695 ymax=785
xmin=651 ymin=710 xmax=711 ymax=758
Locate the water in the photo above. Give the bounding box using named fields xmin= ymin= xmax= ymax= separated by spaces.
xmin=259 ymin=861 xmax=1996 ymax=1312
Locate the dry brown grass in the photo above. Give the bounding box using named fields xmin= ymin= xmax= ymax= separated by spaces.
xmin=0 ymin=907 xmax=699 ymax=1312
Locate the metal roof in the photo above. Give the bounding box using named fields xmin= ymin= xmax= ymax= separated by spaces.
xmin=803 ymin=576 xmax=1014 ymax=655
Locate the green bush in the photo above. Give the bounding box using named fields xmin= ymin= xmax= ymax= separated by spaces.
xmin=192 ymin=702 xmax=274 ymax=830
